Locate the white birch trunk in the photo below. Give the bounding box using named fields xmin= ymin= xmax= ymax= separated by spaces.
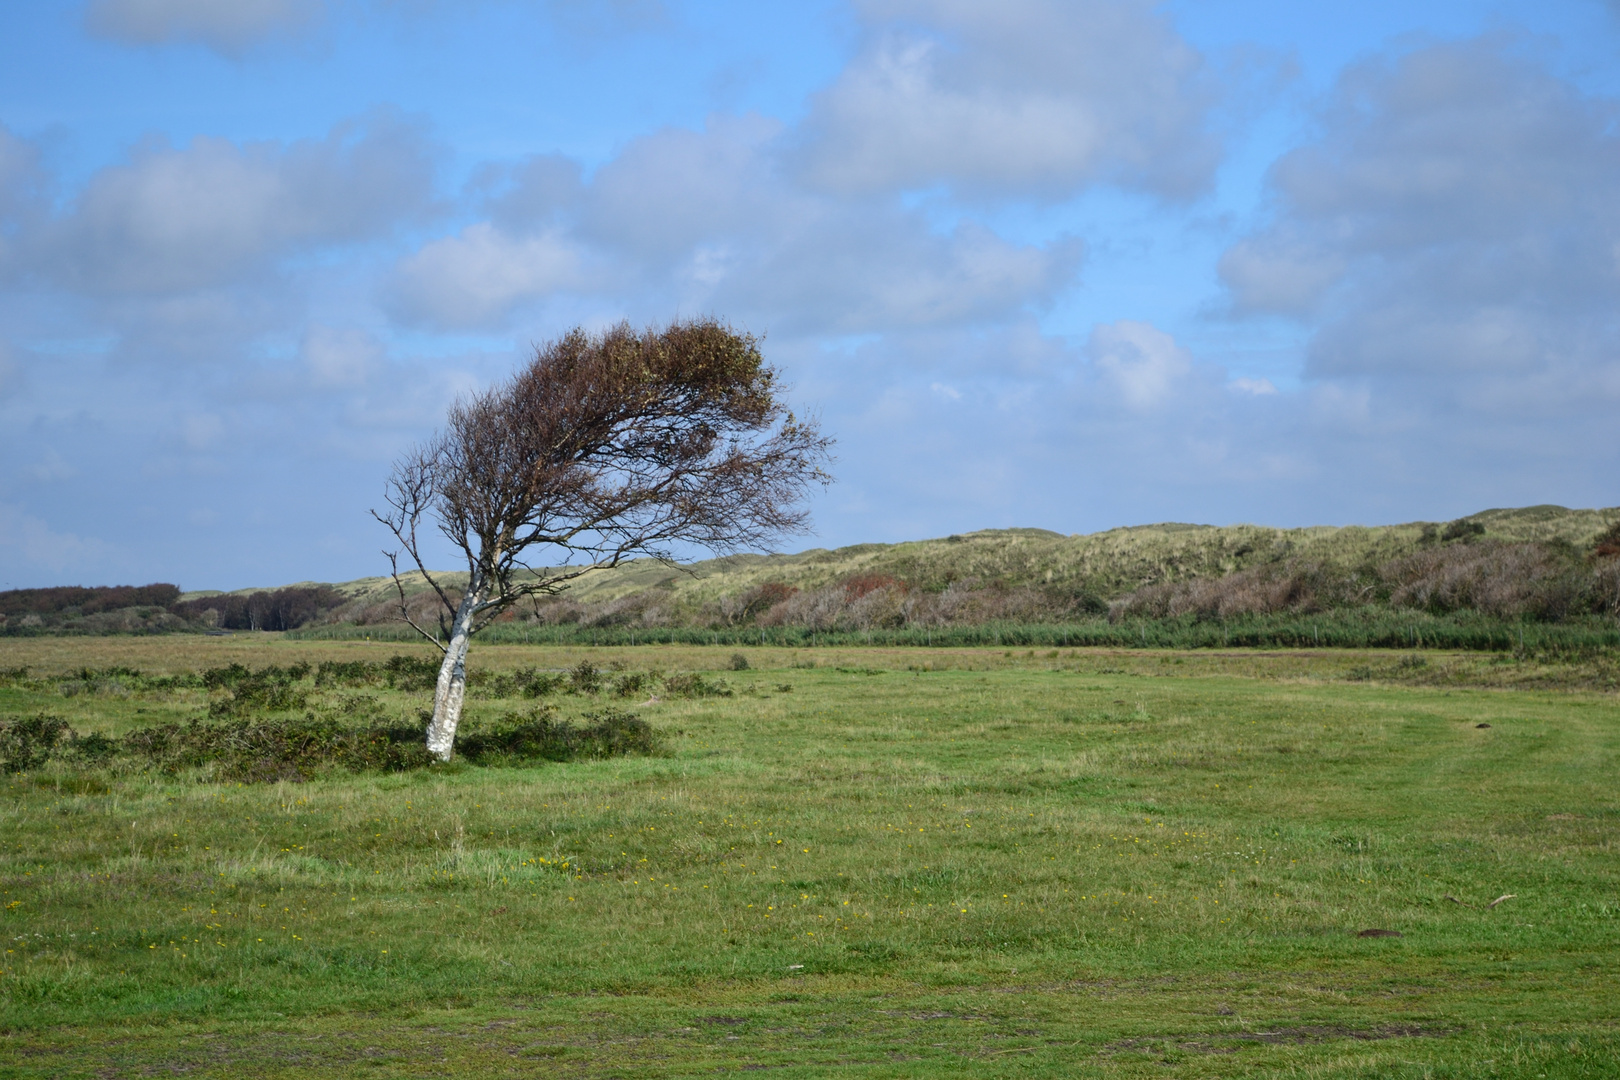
xmin=425 ymin=573 xmax=485 ymax=761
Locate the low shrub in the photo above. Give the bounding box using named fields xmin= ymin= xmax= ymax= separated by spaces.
xmin=469 ymin=666 xmax=567 ymax=698
xmin=1381 ymin=541 xmax=1585 ymax=619
xmin=206 ymin=665 xmax=310 ymax=718
xmin=2 ymin=702 xmax=662 ymax=781
xmin=612 ymin=672 xmax=650 ymax=698
xmin=568 ymin=661 xmax=602 ymax=695
xmin=1109 ymin=560 xmax=1352 ymax=621
xmin=121 ymin=715 xmax=431 ymax=780
xmin=383 ymin=654 xmax=439 ymax=691
xmin=313 ymin=655 xmax=438 ymax=691
xmin=312 ymin=659 xmax=376 ymax=688
xmin=0 ymin=713 xmax=71 ymax=772
xmin=455 ymin=706 xmax=663 ymax=764
xmin=663 ymin=673 xmax=733 ymax=698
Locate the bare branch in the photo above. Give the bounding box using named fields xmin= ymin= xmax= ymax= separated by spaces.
xmin=371 ymin=449 xmax=458 ymax=617
xmin=382 ymin=549 xmax=449 ymax=654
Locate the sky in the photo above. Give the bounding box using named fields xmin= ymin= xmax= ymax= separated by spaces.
xmin=2 ymin=0 xmax=1619 ymax=591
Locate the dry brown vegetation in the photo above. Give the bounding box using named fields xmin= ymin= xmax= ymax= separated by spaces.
xmin=1111 ymin=538 xmax=1620 ymax=623
xmin=331 ymin=518 xmax=1620 ymax=632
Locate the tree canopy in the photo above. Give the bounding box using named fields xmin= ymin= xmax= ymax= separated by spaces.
xmin=376 ymin=318 xmax=833 ymax=759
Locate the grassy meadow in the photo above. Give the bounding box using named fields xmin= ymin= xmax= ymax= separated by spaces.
xmin=1 ymin=635 xmax=1617 ymax=1077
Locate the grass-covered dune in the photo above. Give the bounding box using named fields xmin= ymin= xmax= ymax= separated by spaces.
xmin=2 ymin=636 xmax=1618 ymax=1077
xmin=291 ymin=502 xmax=1620 ymax=614
xmin=269 ymin=503 xmax=1620 ymax=647
xmin=8 ymin=504 xmax=1617 ymax=639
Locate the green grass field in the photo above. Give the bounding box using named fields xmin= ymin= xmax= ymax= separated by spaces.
xmin=1 ymin=637 xmax=1617 ymax=1078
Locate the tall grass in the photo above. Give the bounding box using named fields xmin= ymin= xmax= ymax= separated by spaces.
xmin=288 ymin=608 xmax=1620 ymax=651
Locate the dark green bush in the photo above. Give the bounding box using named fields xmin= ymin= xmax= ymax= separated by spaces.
xmin=204 ymin=662 xmax=316 ymax=690
xmin=612 ymin=672 xmax=649 ymax=698
xmin=466 ymin=666 xmax=570 ymax=698
xmin=1 ymin=703 xmax=661 ymax=781
xmin=64 ymin=730 xmax=119 ymax=765
xmin=112 ymin=705 xmax=662 ymax=778
xmin=313 ymin=659 xmax=376 ymax=688
xmin=310 ymin=655 xmax=437 ymax=691
xmin=121 ymin=715 xmax=432 ymax=781
xmin=663 ymin=673 xmax=733 ymax=698
xmin=519 ymin=669 xmax=567 ymax=696
xmin=568 ymin=661 xmax=602 ymax=694
xmin=382 ymin=654 xmax=438 ymax=691
xmin=454 ymin=705 xmax=662 ymax=763
xmin=207 ymin=666 xmax=309 ymax=719
xmin=0 ymin=713 xmax=71 ymax=772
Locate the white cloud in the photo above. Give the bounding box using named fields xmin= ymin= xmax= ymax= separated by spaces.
xmin=1229 ymin=377 xmax=1277 ymax=395
xmin=1221 ymin=38 xmax=1620 ymax=413
xmin=84 ymin=0 xmax=324 ymax=55
xmin=395 ymin=115 xmax=1081 ymax=334
xmin=1089 ymin=319 xmax=1193 ymax=409
xmin=301 ymin=325 xmax=383 ymax=387
xmin=391 ymin=224 xmax=587 ymax=327
xmin=478 ymin=153 xmax=583 ymax=231
xmin=794 ymin=0 xmax=1220 ymax=201
xmin=1218 ymin=233 xmax=1344 ymax=315
xmin=34 ymin=112 xmax=436 ymax=298
xmin=715 ymin=214 xmax=1080 ymax=335
xmin=578 ymin=114 xmax=784 ymax=259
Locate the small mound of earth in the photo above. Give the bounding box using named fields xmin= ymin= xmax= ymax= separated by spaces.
xmin=1358 ymin=928 xmax=1402 ymax=938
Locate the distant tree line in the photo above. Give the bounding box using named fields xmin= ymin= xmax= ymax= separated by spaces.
xmin=169 ymin=587 xmax=346 ymax=631
xmin=0 ymin=584 xmax=181 ymax=618
xmin=0 ymin=583 xmax=346 ymax=634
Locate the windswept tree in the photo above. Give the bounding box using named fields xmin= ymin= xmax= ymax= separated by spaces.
xmin=376 ymin=318 xmax=833 ymax=761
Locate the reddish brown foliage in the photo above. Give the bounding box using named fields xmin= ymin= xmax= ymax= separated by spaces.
xmin=843 ymin=574 xmax=903 ymax=601
xmin=740 ymin=581 xmax=798 ymax=622
xmin=1593 ymin=522 xmax=1620 ymax=560
xmin=0 ymin=584 xmax=180 ymax=618
xmin=1382 ymin=542 xmax=1584 ymax=619
xmin=1109 ymin=562 xmax=1345 ymax=621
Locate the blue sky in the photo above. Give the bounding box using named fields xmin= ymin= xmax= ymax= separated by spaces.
xmin=2 ymin=0 xmax=1618 ymax=590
